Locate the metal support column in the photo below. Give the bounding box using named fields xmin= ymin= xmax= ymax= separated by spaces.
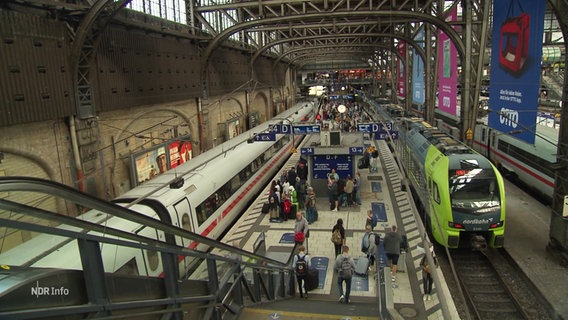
xmin=548 ymin=0 xmax=568 ymax=264
xmin=77 ymin=239 xmax=111 ymax=317
xmin=461 ymin=0 xmax=474 ymax=144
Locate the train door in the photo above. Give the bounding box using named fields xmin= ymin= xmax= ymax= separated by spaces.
xmin=172 ymin=198 xmax=196 ymax=276
xmin=488 ymin=128 xmax=496 ymax=163
xmin=172 ymin=198 xmax=193 ymax=248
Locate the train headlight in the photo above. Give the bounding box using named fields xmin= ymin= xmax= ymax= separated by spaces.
xmin=448 ymin=222 xmax=465 ymax=229
xmin=489 ymin=220 xmax=504 ymax=229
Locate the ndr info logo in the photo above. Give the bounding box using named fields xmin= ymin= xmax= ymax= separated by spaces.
xmin=31 ymin=281 xmax=70 ymax=298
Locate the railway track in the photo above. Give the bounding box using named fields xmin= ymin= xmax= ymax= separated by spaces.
xmin=449 ymin=249 xmax=551 ymax=320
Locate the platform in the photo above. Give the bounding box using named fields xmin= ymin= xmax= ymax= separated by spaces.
xmin=222 ymin=139 xmax=460 ymax=319
xmin=503 ymin=178 xmax=568 ymax=319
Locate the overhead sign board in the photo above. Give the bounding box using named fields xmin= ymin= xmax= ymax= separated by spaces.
xmin=270 ymin=124 xmax=292 ymax=134
xmin=301 ymin=147 xmax=315 ymax=155
xmin=376 ymin=131 xmax=399 ymax=140
xmin=253 ymin=132 xmax=276 ymax=142
xmin=293 ymin=124 xmax=321 ymax=134
xmin=357 ymin=122 xmax=393 ymax=133
xmin=349 ymin=147 xmax=364 ymax=154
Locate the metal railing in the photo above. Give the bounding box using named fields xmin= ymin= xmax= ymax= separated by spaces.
xmin=0 ymin=177 xmax=295 ymax=320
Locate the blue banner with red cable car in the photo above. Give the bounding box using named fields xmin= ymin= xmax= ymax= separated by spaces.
xmin=488 ymin=0 xmax=546 ymax=145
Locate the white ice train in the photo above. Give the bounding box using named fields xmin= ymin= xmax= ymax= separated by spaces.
xmin=472 ymin=117 xmax=559 ymax=202
xmin=0 ymin=101 xmax=316 ymax=277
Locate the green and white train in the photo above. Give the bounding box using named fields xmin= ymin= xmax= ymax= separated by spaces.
xmin=394 ymin=118 xmax=506 ymax=249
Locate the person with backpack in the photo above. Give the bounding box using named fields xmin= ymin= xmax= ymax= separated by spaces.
xmin=305 ymin=186 xmax=317 ymax=224
xmin=292 ymin=245 xmax=311 ymax=299
xmin=334 ymin=245 xmax=355 ymax=304
xmin=361 ymin=225 xmax=380 ymax=269
xmin=267 ymin=195 xmax=281 ymax=223
xmin=294 ymin=211 xmax=309 ymax=245
xmin=281 ymin=193 xmax=293 ymax=221
xmin=331 ymin=218 xmax=345 ymax=257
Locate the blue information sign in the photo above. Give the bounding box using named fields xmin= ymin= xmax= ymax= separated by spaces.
xmin=349 ymin=147 xmax=364 ymax=154
xmin=293 ymin=125 xmax=321 ymax=134
xmin=253 ymin=132 xmax=276 ymax=142
xmin=357 ymin=123 xmax=393 ymax=133
xmin=312 ymin=155 xmax=352 ymax=179
xmin=301 ymin=147 xmax=315 ymax=155
xmin=376 ymin=131 xmax=398 ymax=140
xmin=270 ymin=124 xmax=292 ymax=134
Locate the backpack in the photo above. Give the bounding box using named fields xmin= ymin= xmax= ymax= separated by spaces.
xmin=283 ymin=200 xmax=292 ymax=215
xmin=401 ymin=235 xmax=408 ymax=252
xmin=361 ymin=233 xmax=370 ymax=253
xmin=296 ymin=254 xmax=307 ymax=276
xmin=373 ymin=233 xmax=381 ymax=246
xmin=340 ymin=257 xmax=352 ymax=279
xmin=331 ymin=229 xmax=342 ymax=245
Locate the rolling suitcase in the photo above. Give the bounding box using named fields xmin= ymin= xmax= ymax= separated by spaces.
xmin=305 ymin=268 xmax=319 ymax=291
xmin=355 ymin=255 xmax=370 ymax=276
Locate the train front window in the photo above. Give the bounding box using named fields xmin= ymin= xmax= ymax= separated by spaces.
xmin=449 ymin=169 xmax=500 ymax=208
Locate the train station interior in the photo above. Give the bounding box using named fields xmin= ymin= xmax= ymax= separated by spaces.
xmin=1 ymin=0 xmax=568 ymax=319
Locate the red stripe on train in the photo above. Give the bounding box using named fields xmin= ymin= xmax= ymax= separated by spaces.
xmin=173 ymin=142 xmax=292 ymax=264
xmin=472 ymin=140 xmax=554 ymax=188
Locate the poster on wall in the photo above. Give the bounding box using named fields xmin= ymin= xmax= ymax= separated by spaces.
xmin=168 ymin=137 xmax=192 ymax=169
xmin=226 ymin=118 xmax=242 ymax=140
xmin=412 ymin=28 xmax=425 ymax=105
xmin=397 ymin=41 xmax=406 ymax=98
xmin=488 ymin=0 xmax=545 ymax=145
xmin=437 ymin=7 xmax=458 ymax=117
xmin=131 ymin=136 xmax=193 ymax=186
xmin=133 ymin=146 xmax=167 ymax=185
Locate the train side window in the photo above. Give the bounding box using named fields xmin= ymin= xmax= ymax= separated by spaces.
xmin=182 ymin=213 xmax=191 ymax=231
xmin=146 ymin=250 xmax=160 ymax=271
xmin=115 ymin=257 xmax=140 ymax=276
xmin=432 ymin=182 xmax=440 ymax=204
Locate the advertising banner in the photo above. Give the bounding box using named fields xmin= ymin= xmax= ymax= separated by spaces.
xmin=412 ymin=28 xmax=425 ymax=104
xmin=437 ymin=7 xmax=458 ymax=116
xmin=488 ymin=0 xmax=546 ymax=145
xmin=169 ymin=139 xmax=192 ymax=169
xmin=397 ymin=41 xmax=406 ymax=98
xmin=133 ymin=146 xmax=167 ymax=185
xmin=131 ymin=136 xmax=192 ymax=186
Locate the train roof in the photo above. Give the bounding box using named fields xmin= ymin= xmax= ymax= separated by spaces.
xmin=115 ymin=101 xmax=315 ymax=207
xmin=403 ymin=118 xmax=473 ymax=156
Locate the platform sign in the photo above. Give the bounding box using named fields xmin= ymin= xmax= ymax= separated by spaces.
xmin=357 ymin=123 xmax=393 ymax=133
xmin=270 ymin=124 xmax=292 ymax=134
xmin=301 ymin=147 xmax=315 ymax=155
xmin=312 ymin=155 xmax=352 ymax=179
xmin=376 ymin=131 xmax=399 ymax=140
xmin=293 ymin=124 xmax=321 ymax=134
xmin=349 ymin=147 xmax=364 ymax=154
xmin=253 ymin=132 xmax=276 ymax=142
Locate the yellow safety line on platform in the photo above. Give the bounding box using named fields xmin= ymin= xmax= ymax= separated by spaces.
xmin=242 ymin=308 xmax=379 ymax=319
